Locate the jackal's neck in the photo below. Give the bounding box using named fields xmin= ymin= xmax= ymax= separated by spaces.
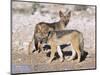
xmin=59 ymin=21 xmax=66 ymax=29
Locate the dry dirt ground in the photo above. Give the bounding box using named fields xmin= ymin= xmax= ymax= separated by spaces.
xmin=12 ymin=48 xmax=96 ymax=74
xmin=11 ymin=1 xmax=96 ymax=74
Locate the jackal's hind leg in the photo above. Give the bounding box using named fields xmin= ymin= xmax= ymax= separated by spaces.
xmin=67 ymin=44 xmax=76 ymax=61
xmin=67 ymin=49 xmax=76 ymax=61
xmin=76 ymin=49 xmax=81 ymax=62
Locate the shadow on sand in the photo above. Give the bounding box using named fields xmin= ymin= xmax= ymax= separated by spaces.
xmin=45 ymin=44 xmax=88 ymax=62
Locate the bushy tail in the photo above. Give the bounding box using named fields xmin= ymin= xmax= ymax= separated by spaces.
xmin=79 ymin=33 xmax=84 ymax=56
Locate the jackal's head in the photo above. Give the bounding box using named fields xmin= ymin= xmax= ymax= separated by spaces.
xmin=38 ymin=31 xmax=56 ymax=44
xmin=34 ymin=24 xmax=49 ymax=43
xmin=59 ymin=11 xmax=71 ymax=26
xmin=40 ymin=31 xmax=55 ymax=44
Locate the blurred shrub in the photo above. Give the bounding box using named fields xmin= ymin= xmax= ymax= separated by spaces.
xmin=74 ymin=5 xmax=88 ymax=11
xmin=32 ymin=3 xmax=41 ymax=14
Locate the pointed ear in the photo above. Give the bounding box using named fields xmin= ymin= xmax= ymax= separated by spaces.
xmin=59 ymin=11 xmax=64 ymax=17
xmin=67 ymin=11 xmax=71 ymax=17
xmin=38 ymin=25 xmax=41 ymax=30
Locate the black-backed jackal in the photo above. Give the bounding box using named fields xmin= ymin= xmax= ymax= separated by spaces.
xmin=28 ymin=11 xmax=71 ymax=54
xmin=45 ymin=30 xmax=84 ymax=63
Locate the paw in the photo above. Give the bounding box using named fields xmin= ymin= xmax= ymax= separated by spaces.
xmin=46 ymin=59 xmax=52 ymax=64
xmin=32 ymin=49 xmax=36 ymax=53
xmin=34 ymin=50 xmax=39 ymax=54
xmin=67 ymin=58 xmax=73 ymax=62
xmin=77 ymin=59 xmax=81 ymax=63
xmin=59 ymin=58 xmax=64 ymax=62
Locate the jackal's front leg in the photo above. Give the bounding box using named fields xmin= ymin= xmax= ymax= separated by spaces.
xmin=47 ymin=46 xmax=56 ymax=63
xmin=57 ymin=45 xmax=64 ymax=62
xmin=33 ymin=40 xmax=41 ymax=53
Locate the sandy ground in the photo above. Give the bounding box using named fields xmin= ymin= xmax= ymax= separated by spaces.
xmin=12 ymin=48 xmax=96 ymax=73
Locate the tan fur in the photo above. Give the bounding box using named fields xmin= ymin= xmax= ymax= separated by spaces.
xmin=28 ymin=11 xmax=71 ymax=54
xmin=47 ymin=30 xmax=84 ymax=63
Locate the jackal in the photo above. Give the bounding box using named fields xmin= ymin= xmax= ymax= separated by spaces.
xmin=28 ymin=11 xmax=71 ymax=54
xmin=44 ymin=30 xmax=84 ymax=63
